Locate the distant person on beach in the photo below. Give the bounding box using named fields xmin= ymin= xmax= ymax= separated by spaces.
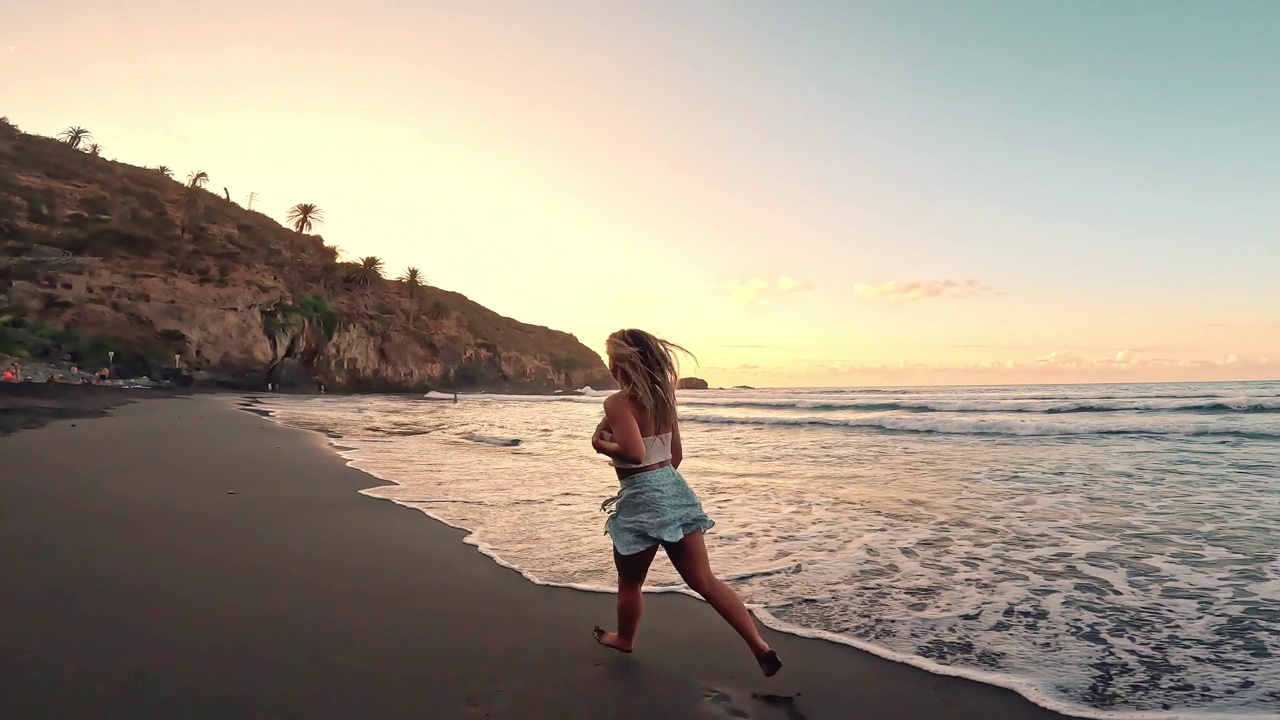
xmin=590 ymin=329 xmax=781 ymax=677
xmin=3 ymin=361 xmax=21 ymax=383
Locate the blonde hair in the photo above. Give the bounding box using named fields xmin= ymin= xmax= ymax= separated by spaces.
xmin=606 ymin=329 xmax=694 ymax=431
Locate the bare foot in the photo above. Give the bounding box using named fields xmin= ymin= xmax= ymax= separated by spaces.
xmin=592 ymin=625 xmax=634 ymax=653
xmin=756 ymin=648 xmax=782 ymax=677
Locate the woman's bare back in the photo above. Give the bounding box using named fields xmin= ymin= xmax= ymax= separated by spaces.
xmin=599 ymin=393 xmax=669 ymax=436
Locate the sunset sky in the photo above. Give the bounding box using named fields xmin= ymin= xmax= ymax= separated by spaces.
xmin=4 ymin=1 xmax=1277 ymax=386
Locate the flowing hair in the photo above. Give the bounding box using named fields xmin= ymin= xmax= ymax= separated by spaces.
xmin=606 ymin=329 xmax=694 ymax=432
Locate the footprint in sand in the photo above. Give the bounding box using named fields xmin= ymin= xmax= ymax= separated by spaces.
xmin=703 ymin=688 xmax=750 ymax=718
xmin=703 ymin=688 xmax=807 ymax=720
xmin=753 ymin=693 xmax=805 ymax=720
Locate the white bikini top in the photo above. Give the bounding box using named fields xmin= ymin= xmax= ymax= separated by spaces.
xmin=603 ymin=431 xmax=673 ymax=469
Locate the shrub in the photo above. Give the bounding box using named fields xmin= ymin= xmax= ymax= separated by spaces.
xmin=265 ymin=295 xmax=338 ymax=341
xmin=71 ymin=338 xmax=115 ymax=366
xmin=549 ymin=353 xmax=593 ymax=373
xmin=127 ymin=188 xmax=167 ymax=216
xmin=23 ymin=189 xmax=56 ymax=225
xmin=131 ymin=211 xmax=178 ymax=239
xmin=77 ymin=195 xmax=114 ymax=216
xmin=0 ymin=191 xmax=21 ymax=221
xmin=60 ymin=227 xmax=162 ymax=257
xmin=426 ymin=299 xmax=450 ymax=320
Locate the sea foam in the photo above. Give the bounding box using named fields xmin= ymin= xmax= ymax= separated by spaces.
xmin=244 ymin=381 xmax=1280 ymax=719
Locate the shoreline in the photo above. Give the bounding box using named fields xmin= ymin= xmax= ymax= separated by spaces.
xmin=0 ymin=383 xmax=193 ymax=436
xmin=2 ymin=392 xmax=1077 ymax=719
xmin=251 ymin=393 xmax=1278 ymax=720
xmin=245 ymin=395 xmax=1106 ymax=720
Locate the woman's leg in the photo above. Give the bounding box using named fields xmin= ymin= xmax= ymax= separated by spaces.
xmin=594 ymin=543 xmax=659 ymax=653
xmin=665 ymin=530 xmax=782 ymax=676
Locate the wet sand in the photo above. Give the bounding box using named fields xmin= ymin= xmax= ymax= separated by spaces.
xmin=0 ymin=382 xmax=150 ymax=436
xmin=0 ymin=394 xmax=1074 ymax=719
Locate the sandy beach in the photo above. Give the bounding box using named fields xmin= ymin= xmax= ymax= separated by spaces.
xmin=0 ymin=383 xmax=149 ymax=436
xmin=0 ymin=392 xmax=1073 ymax=719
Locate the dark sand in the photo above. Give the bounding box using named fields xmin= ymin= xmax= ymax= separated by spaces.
xmin=0 ymin=395 xmax=1075 ymax=719
xmin=0 ymin=383 xmax=149 ymax=436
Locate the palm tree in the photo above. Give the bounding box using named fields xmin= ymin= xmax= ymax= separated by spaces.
xmin=187 ymin=171 xmax=209 ymax=189
xmin=156 ymin=165 xmax=173 ymax=178
xmin=345 ymin=256 xmax=385 ymax=288
xmin=333 ymin=245 xmax=356 ymax=263
xmin=58 ymin=126 xmax=92 ymax=149
xmin=85 ymin=143 xmax=102 ymax=156
xmin=400 ymin=267 xmax=423 ymax=328
xmin=286 ymin=203 xmax=324 ymax=234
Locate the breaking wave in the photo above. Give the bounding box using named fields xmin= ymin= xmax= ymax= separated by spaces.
xmin=680 ymin=412 xmax=1279 ymax=439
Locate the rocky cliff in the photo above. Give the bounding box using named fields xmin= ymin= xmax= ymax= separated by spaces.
xmin=0 ymin=118 xmax=613 ymax=392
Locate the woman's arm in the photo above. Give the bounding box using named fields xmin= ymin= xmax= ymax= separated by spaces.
xmin=670 ymin=421 xmax=683 ymax=469
xmin=592 ymin=394 xmax=647 ymax=465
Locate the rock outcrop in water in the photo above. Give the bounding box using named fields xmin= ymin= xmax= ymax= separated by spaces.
xmin=677 ymin=377 xmax=709 ymax=390
xmin=0 ymin=117 xmax=613 ymax=392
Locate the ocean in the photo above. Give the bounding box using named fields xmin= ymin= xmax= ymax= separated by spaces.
xmin=252 ymin=381 xmax=1280 ymax=719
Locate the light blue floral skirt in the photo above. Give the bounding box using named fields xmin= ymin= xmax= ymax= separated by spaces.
xmin=602 ymin=465 xmax=715 ymax=556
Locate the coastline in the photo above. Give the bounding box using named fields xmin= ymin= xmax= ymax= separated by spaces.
xmin=0 ymin=383 xmax=186 ymax=436
xmin=257 ymin=393 xmax=1262 ymax=720
xmin=1 ymin=393 xmax=1074 ymax=719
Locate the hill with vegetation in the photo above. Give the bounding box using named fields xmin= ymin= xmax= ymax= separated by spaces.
xmin=0 ymin=116 xmax=613 ymax=392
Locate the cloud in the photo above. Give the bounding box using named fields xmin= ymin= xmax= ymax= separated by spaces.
xmin=1028 ymin=349 xmax=1260 ymax=372
xmin=777 ymin=275 xmax=816 ymax=294
xmin=707 ymin=347 xmax=1274 ymax=386
xmin=721 ymin=275 xmax=815 ymax=307
xmin=795 ymin=352 xmax=1272 ymax=382
xmin=721 ymin=278 xmax=769 ymax=307
xmin=1035 ymin=351 xmax=1084 ymax=368
xmin=855 ymin=279 xmax=992 ymax=301
xmin=1090 ymin=349 xmax=1134 ymax=367
xmin=1205 ymin=321 xmax=1280 ymax=330
xmin=1037 ymin=350 xmax=1131 ymax=368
